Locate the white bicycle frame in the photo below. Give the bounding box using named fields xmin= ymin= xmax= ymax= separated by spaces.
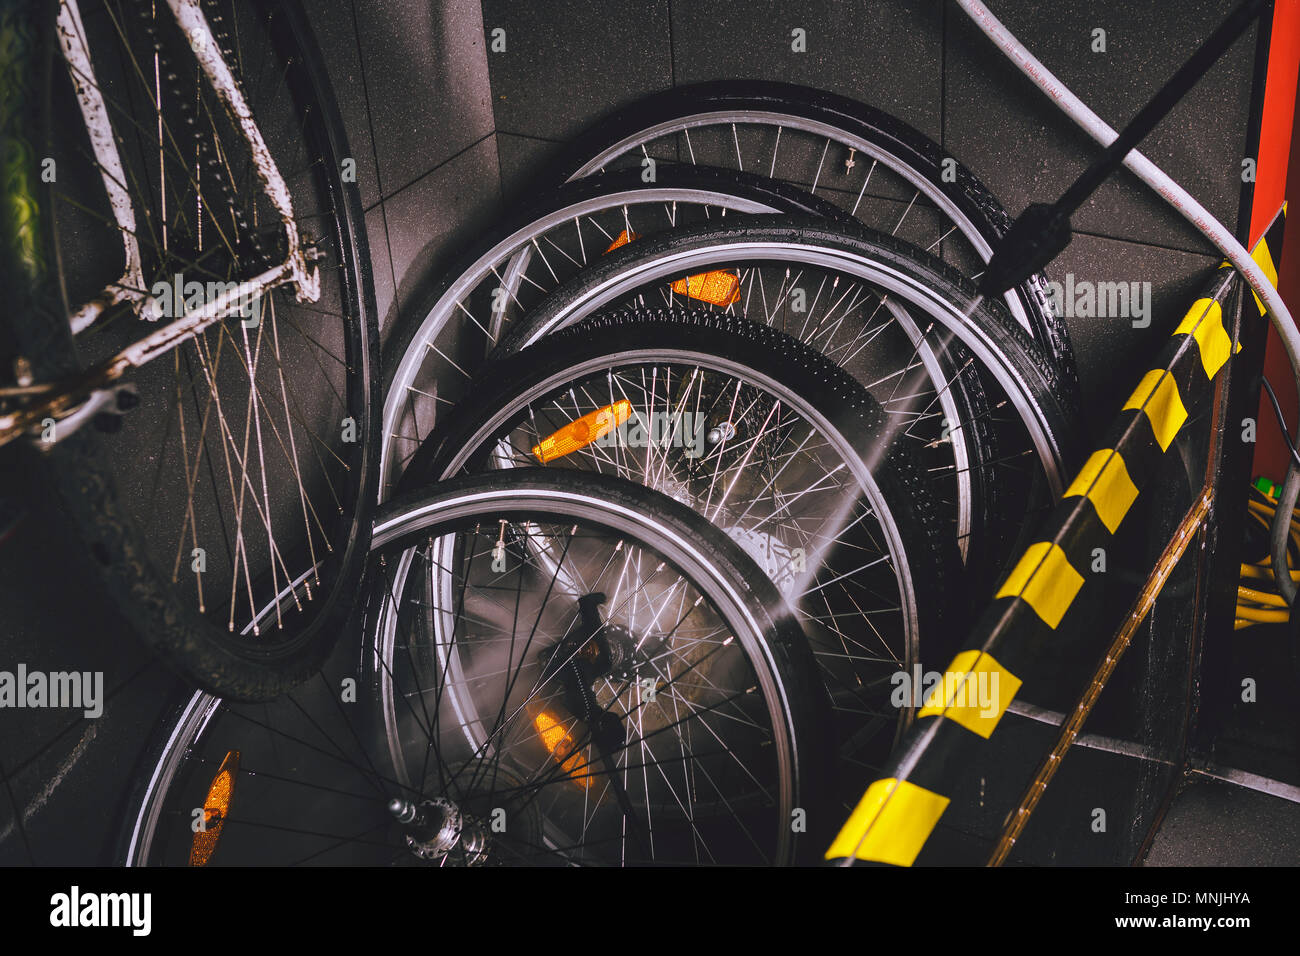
xmin=0 ymin=0 xmax=324 ymax=447
xmin=53 ymin=0 xmax=318 ymax=347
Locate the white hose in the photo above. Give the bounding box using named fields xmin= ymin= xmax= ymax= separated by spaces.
xmin=955 ymin=0 xmax=1299 ymax=598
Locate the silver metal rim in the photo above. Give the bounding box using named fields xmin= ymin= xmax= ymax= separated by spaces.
xmin=564 ymin=108 xmax=1034 ymax=335
xmin=516 ymin=239 xmax=1067 ymax=496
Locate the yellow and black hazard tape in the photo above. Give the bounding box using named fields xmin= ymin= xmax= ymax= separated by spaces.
xmin=827 ymin=206 xmax=1287 ymax=866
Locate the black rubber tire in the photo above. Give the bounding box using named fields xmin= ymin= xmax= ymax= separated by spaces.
xmin=0 ymin=0 xmax=381 ymax=702
xmin=374 ymin=469 xmax=835 ymax=864
xmin=121 ymin=471 xmax=836 ymax=865
xmin=381 ymin=163 xmax=858 ymax=387
xmin=547 ymin=79 xmax=1078 ymax=397
xmin=378 ymin=165 xmax=861 ymax=494
xmin=499 ymin=217 xmax=1083 ymax=587
xmin=505 ymin=215 xmax=1083 ymax=463
xmin=403 ymin=308 xmax=962 ymax=670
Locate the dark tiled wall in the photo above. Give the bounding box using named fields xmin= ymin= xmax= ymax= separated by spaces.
xmin=944 ymin=0 xmax=1255 ymax=432
xmin=315 ymin=0 xmax=501 ymax=335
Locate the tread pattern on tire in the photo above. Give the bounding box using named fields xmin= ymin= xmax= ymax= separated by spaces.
xmin=404 ymin=306 xmax=962 ymax=657
xmin=549 ymin=79 xmax=1081 ymax=400
xmin=500 ymin=216 xmax=1084 ymax=481
xmin=0 ymin=0 xmax=381 ymax=702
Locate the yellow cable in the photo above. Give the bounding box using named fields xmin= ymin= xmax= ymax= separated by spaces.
xmin=1239 ymin=563 xmax=1300 ymax=581
xmin=1235 ymin=606 xmax=1290 ymax=623
xmin=1246 ymin=498 xmax=1300 ymax=528
xmin=1238 ymin=586 xmax=1289 ymax=607
xmin=1246 ymin=496 xmax=1300 ymax=520
xmin=1237 ymin=484 xmax=1300 ymax=627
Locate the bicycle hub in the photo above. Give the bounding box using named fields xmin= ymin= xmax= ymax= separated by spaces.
xmin=387 ymin=796 xmax=488 ymax=865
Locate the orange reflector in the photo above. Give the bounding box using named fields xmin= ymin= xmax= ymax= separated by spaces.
xmin=533 ymin=711 xmax=592 ymax=789
xmin=604 ymin=229 xmax=639 ymax=254
xmin=670 ymin=271 xmax=741 ymax=306
xmin=189 ymin=750 xmax=238 ymax=867
xmin=532 ymin=399 xmax=632 ymax=464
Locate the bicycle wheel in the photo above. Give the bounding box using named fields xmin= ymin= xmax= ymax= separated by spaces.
xmin=400 ymin=308 xmax=957 ymax=783
xmin=380 ymin=164 xmax=855 ymax=497
xmin=548 ymin=79 xmax=1076 ymax=389
xmin=120 ymin=470 xmax=832 ymax=866
xmin=1 ymin=0 xmax=379 ymax=699
xmin=500 ymin=216 xmax=1083 ymax=589
xmin=381 ymin=166 xmax=993 ymax=578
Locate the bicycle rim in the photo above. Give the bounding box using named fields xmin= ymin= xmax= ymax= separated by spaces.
xmin=510 ymin=221 xmax=1075 ymax=500
xmin=123 ymin=472 xmax=828 ymax=865
xmin=379 ymin=166 xmax=854 ymax=497
xmin=552 ymin=80 xmax=1070 ymax=373
xmin=24 ymin=0 xmax=379 ymax=695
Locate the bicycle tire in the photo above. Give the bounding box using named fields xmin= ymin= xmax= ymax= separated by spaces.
xmin=121 ymin=470 xmax=834 ymax=865
xmin=379 ymin=164 xmax=857 ymax=496
xmin=401 ymin=308 xmax=962 ymax=762
xmin=1 ymin=0 xmax=380 ymax=701
xmin=499 ymin=216 xmax=1084 ymax=582
xmin=548 ymin=79 xmax=1078 ymax=395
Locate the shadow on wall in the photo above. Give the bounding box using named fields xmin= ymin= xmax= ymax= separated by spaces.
xmin=319 ymin=0 xmax=500 ymax=338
